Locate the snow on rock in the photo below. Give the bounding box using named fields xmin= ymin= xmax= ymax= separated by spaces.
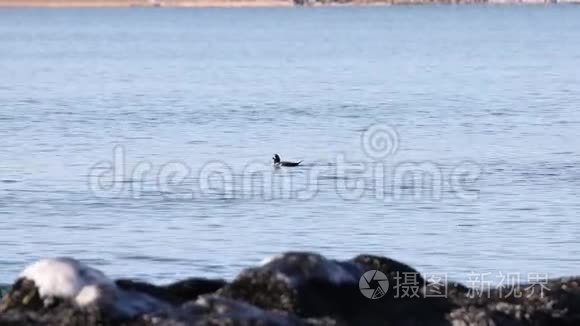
xmin=19 ymin=257 xmax=115 ymax=306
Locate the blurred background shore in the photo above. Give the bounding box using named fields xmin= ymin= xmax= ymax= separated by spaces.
xmin=1 ymin=0 xmax=579 ymax=7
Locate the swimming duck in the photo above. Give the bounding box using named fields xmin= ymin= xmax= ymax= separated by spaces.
xmin=272 ymin=154 xmax=303 ymax=167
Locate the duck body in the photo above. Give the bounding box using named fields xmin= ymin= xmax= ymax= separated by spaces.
xmin=272 ymin=154 xmax=302 ymax=167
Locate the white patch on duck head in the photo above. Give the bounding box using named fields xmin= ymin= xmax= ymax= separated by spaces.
xmin=18 ymin=257 xmax=115 ymax=307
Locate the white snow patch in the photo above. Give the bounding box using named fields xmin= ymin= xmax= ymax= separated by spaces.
xmin=19 ymin=257 xmax=116 ymax=306
xmin=75 ymin=285 xmax=103 ymax=306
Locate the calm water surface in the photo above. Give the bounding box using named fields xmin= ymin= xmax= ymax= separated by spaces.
xmin=1 ymin=6 xmax=580 ymax=286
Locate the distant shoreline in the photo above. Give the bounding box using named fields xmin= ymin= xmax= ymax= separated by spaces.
xmin=0 ymin=0 xmax=579 ymax=7
xmin=0 ymin=0 xmax=290 ymax=7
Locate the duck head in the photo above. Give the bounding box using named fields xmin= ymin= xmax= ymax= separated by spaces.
xmin=272 ymin=154 xmax=281 ymax=164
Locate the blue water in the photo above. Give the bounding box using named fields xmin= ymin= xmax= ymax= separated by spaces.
xmin=1 ymin=6 xmax=580 ymax=287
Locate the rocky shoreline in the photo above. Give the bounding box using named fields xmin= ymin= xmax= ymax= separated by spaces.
xmin=1 ymin=252 xmax=579 ymax=325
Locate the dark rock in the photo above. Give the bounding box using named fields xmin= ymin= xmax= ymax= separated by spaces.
xmin=1 ymin=253 xmax=579 ymax=326
xmin=448 ymin=276 xmax=580 ymax=325
xmin=0 ymin=277 xmax=302 ymax=326
xmin=116 ymin=277 xmax=227 ymax=305
xmin=184 ymin=295 xmax=306 ymax=325
xmin=0 ymin=276 xmax=181 ymax=325
xmin=0 ymin=278 xmax=112 ymax=326
xmin=219 ymin=252 xmax=452 ymax=325
xmin=218 ymin=252 xmax=361 ymax=316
